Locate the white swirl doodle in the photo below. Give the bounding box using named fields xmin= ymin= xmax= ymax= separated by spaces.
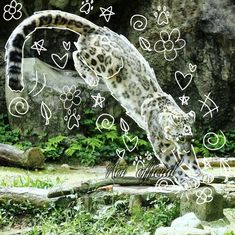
xmin=155 ymin=177 xmax=177 ymax=193
xmin=130 ymin=14 xmax=148 ymax=31
xmin=203 ymin=130 xmax=226 ymax=151
xmin=8 ymin=97 xmax=29 ymax=118
xmin=96 ymin=113 xmax=115 ymax=132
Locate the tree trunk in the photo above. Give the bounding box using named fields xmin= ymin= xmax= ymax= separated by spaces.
xmin=0 ymin=144 xmax=44 ymax=169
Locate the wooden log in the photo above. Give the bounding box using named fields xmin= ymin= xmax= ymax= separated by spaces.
xmin=0 ymin=143 xmax=44 ymax=169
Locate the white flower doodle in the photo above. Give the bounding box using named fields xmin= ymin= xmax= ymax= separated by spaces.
xmin=60 ymin=85 xmax=81 ymax=110
xmin=154 ymin=28 xmax=186 ymax=61
xmin=3 ymin=0 xmax=22 ymax=21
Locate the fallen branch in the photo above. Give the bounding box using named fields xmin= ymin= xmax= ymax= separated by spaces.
xmin=0 ymin=144 xmax=45 ymax=169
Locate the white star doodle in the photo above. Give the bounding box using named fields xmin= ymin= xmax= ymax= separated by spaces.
xmin=179 ymin=95 xmax=190 ymax=105
xmin=99 ymin=6 xmax=115 ymax=22
xmin=31 ymin=39 xmax=47 ymax=55
xmin=91 ymin=93 xmax=105 ymax=108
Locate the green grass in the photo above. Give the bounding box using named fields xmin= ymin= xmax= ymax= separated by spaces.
xmin=0 ymin=195 xmax=179 ymax=235
xmin=0 ymin=175 xmax=62 ymax=189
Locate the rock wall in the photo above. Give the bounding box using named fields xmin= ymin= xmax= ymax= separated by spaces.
xmin=0 ymin=0 xmax=234 ymax=134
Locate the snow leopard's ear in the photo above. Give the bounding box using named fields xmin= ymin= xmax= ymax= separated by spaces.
xmin=187 ymin=111 xmax=196 ymax=124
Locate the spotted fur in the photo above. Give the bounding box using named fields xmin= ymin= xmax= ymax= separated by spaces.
xmin=5 ymin=10 xmax=209 ymax=188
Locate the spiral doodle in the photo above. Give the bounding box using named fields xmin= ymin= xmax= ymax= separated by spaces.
xmin=8 ymin=97 xmax=29 ymax=118
xmin=130 ymin=14 xmax=148 ymax=31
xmin=96 ymin=113 xmax=115 ymax=132
xmin=155 ymin=177 xmax=176 ymax=192
xmin=203 ymin=130 xmax=226 ymax=151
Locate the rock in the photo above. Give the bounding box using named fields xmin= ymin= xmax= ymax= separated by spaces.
xmin=154 ymin=227 xmax=211 ymax=235
xmin=171 ymin=212 xmax=203 ymax=229
xmin=128 ymin=195 xmax=143 ymax=215
xmin=5 ymin=58 xmax=125 ymax=138
xmin=61 ymin=164 xmax=70 ymax=169
xmin=49 ymin=0 xmax=70 ymax=9
xmin=180 ymin=186 xmax=224 ymax=221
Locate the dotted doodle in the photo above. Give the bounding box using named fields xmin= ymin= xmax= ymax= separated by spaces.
xmin=153 ymin=6 xmax=170 ymax=26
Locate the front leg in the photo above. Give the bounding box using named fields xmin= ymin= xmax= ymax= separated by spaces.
xmin=181 ymin=146 xmax=214 ymax=184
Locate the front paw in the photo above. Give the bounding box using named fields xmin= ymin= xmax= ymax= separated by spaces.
xmin=176 ymin=177 xmax=200 ymax=190
xmin=198 ymin=172 xmax=214 ymax=184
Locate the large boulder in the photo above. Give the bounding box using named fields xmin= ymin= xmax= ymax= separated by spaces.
xmin=154 ymin=227 xmax=211 ymax=235
xmin=180 ymin=186 xmax=224 ymax=221
xmin=171 ymin=212 xmax=203 ymax=229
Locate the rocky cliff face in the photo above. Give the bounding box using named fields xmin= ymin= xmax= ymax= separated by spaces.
xmin=0 ymin=0 xmax=234 ymax=135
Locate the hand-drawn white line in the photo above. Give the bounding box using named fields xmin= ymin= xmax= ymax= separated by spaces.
xmin=31 ymin=39 xmax=47 ymax=55
xmin=196 ymin=187 xmax=213 ymax=205
xmin=8 ymin=97 xmax=29 ymax=118
xmin=145 ymin=151 xmax=153 ymax=161
xmin=96 ymin=113 xmax=115 ymax=132
xmin=122 ymin=133 xmax=138 ymax=152
xmin=133 ymin=155 xmax=145 ymax=172
xmin=28 ymin=71 xmax=47 ymax=97
xmin=139 ymin=37 xmax=152 ymax=51
xmin=99 ymin=6 xmax=115 ymax=22
xmin=3 ymin=0 xmax=22 ymax=21
xmin=183 ymin=125 xmax=192 ymax=136
xmin=189 ymin=63 xmax=197 ymax=73
xmin=153 ymin=6 xmax=170 ymax=26
xmin=175 ymin=71 xmax=193 ymax=90
xmin=154 ymin=28 xmax=186 ymax=61
xmin=219 ymin=158 xmax=231 ymax=183
xmin=40 ymin=101 xmax=52 ymax=125
xmin=202 ymin=157 xmax=212 ymax=170
xmin=179 ymin=94 xmax=190 ymax=105
xmin=120 ymin=118 xmax=130 ymax=134
xmin=5 ymin=26 xmax=81 ymax=92
xmin=199 ymin=93 xmax=219 ymax=118
xmin=62 ymin=41 xmax=71 ymax=51
xmin=155 ymin=178 xmax=177 ymax=193
xmin=51 ymin=53 xmax=68 ymax=69
xmin=60 ymin=85 xmax=81 ymax=110
xmin=116 ymin=149 xmax=125 ymax=159
xmin=130 ymin=14 xmax=148 ymax=31
xmin=66 ymin=108 xmax=80 ymax=130
xmin=203 ymin=130 xmax=226 ymax=151
xmin=80 ymin=0 xmax=94 ymax=14
xmin=91 ymin=93 xmax=105 ymax=108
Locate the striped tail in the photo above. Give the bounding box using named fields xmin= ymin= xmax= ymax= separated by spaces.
xmin=5 ymin=10 xmax=99 ymax=91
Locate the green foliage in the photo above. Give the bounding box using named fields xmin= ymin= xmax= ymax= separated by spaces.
xmin=0 ymin=175 xmax=62 ymax=189
xmin=194 ymin=130 xmax=235 ymax=158
xmin=0 ymin=194 xmax=179 ymax=234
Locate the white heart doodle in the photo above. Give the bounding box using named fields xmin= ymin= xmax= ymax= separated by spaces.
xmin=189 ymin=63 xmax=197 ymax=73
xmin=175 ymin=71 xmax=193 ymax=90
xmin=51 ymin=53 xmax=68 ymax=69
xmin=116 ymin=149 xmax=125 ymax=159
xmin=122 ymin=134 xmax=138 ymax=152
xmin=63 ymin=41 xmax=71 ymax=51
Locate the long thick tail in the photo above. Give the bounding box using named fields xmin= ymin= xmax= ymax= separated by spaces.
xmin=5 ymin=10 xmax=99 ymax=91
